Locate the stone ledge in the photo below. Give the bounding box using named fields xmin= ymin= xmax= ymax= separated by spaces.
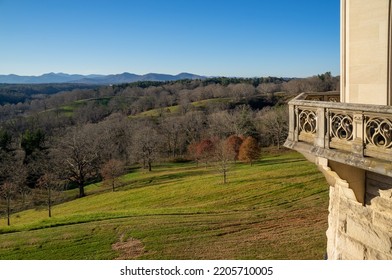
xmin=289 ymin=92 xmax=392 ymax=114
xmin=284 ymin=139 xmax=392 ymax=178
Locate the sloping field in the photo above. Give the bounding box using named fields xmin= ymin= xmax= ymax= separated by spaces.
xmin=134 ymin=98 xmax=232 ymax=118
xmin=0 ymin=151 xmax=329 ymax=259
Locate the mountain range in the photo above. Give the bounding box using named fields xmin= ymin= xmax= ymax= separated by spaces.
xmin=0 ymin=72 xmax=206 ymax=84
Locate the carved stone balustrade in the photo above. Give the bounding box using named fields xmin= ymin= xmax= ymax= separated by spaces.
xmin=284 ymin=92 xmax=392 ymax=177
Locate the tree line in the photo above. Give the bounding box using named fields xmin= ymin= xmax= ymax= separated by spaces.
xmin=0 ymin=83 xmax=98 ymax=105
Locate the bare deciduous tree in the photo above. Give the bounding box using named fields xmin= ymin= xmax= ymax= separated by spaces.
xmin=256 ymin=106 xmax=288 ymax=149
xmin=55 ymin=125 xmax=101 ymax=198
xmin=0 ymin=181 xmax=17 ymax=226
xmin=208 ymin=111 xmax=236 ymax=138
xmin=0 ymin=147 xmax=27 ymax=224
xmin=98 ymin=113 xmax=133 ymax=163
xmin=233 ymin=105 xmax=258 ymax=138
xmin=159 ymin=116 xmax=183 ymax=158
xmin=36 ymin=173 xmax=63 ymax=217
xmin=213 ymin=139 xmax=236 ymax=184
xmin=100 ymin=159 xmax=125 ymax=192
xmin=132 ymin=123 xmax=160 ymax=171
xmin=181 ymin=111 xmax=207 ymax=144
xmin=228 ymin=83 xmax=256 ymax=101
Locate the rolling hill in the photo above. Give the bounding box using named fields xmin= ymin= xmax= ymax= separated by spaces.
xmin=0 ymin=151 xmax=329 ymax=260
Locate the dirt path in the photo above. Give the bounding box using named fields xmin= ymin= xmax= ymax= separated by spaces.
xmin=112 ymin=233 xmax=145 ymax=259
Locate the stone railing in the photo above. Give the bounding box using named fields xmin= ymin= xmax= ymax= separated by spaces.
xmin=285 ymin=92 xmax=392 ymax=176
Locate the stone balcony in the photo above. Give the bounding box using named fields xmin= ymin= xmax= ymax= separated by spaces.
xmin=284 ymin=91 xmax=392 ymax=178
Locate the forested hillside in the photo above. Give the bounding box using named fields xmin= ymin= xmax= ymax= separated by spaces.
xmin=0 ymin=83 xmax=98 ymax=106
xmin=0 ymin=73 xmax=338 ymax=219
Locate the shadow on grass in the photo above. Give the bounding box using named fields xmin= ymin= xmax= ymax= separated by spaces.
xmin=118 ymin=169 xmax=209 ymax=191
xmin=257 ymin=158 xmax=306 ymax=167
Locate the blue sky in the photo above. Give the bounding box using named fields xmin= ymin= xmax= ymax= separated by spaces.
xmin=0 ymin=0 xmax=340 ymax=77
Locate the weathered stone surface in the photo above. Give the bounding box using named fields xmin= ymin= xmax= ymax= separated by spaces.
xmin=326 ymin=187 xmax=338 ymax=259
xmin=325 ymin=165 xmax=392 ymax=259
xmin=372 ymin=196 xmax=392 ymax=212
xmin=379 ymin=189 xmax=392 ymax=200
xmin=364 ymin=247 xmax=392 ymax=260
xmin=336 ymin=235 xmax=366 ymax=260
xmin=373 ymin=211 xmax=392 ymax=233
xmin=346 ymin=216 xmax=392 ymax=253
xmin=340 ymin=185 xmax=358 ymax=202
xmin=345 ymin=200 xmax=372 ymax=224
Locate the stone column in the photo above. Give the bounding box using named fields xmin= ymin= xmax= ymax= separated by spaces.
xmin=315 ymin=107 xmax=326 ymax=148
xmin=351 ymin=113 xmax=364 ymax=156
xmin=287 ymin=104 xmax=295 ymax=141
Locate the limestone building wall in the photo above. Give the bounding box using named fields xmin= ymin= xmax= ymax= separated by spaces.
xmin=322 ymin=162 xmax=392 ymax=260
xmin=341 ymin=0 xmax=391 ymax=105
xmin=323 ymin=0 xmax=392 ymax=260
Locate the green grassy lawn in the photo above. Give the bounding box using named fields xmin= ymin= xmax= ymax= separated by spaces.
xmin=137 ymin=105 xmax=180 ymax=117
xmin=191 ymin=98 xmax=231 ymax=107
xmin=54 ymin=97 xmax=112 ymax=117
xmin=133 ymin=98 xmax=232 ymax=118
xmin=0 ymin=151 xmax=329 ymax=260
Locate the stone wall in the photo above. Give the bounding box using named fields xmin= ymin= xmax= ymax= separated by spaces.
xmin=322 ymin=162 xmax=392 ymax=260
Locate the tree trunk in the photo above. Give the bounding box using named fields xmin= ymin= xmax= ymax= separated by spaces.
xmin=22 ymin=192 xmax=26 ymax=206
xmin=148 ymin=162 xmax=152 ymax=172
xmin=48 ymin=187 xmax=52 ymax=218
xmin=223 ymin=170 xmax=227 ymax=184
xmin=112 ymin=178 xmax=115 ymax=192
xmin=6 ymin=197 xmax=10 ymax=226
xmin=78 ymin=182 xmax=85 ymax=198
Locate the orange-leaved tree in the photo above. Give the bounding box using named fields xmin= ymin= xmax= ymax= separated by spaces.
xmin=238 ymin=136 xmax=260 ymax=166
xmin=196 ymin=139 xmax=215 ymax=167
xmin=225 ymin=135 xmax=243 ymax=161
